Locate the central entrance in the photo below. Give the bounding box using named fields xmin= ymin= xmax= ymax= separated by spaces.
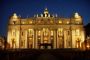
xmin=37 ymin=28 xmax=54 ymax=49
xmin=39 ymin=43 xmax=53 ymax=49
xmin=39 ymin=28 xmax=53 ymax=49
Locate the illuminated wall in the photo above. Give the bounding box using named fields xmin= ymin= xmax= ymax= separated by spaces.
xmin=7 ymin=8 xmax=85 ymax=49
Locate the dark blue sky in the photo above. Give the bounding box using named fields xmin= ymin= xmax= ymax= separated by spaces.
xmin=0 ymin=0 xmax=90 ymax=37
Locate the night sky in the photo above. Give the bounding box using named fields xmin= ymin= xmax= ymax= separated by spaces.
xmin=0 ymin=0 xmax=90 ymax=37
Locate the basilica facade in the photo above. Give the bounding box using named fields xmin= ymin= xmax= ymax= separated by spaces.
xmin=7 ymin=8 xmax=85 ymax=49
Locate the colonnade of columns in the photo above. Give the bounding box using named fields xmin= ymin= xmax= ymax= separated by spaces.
xmin=24 ymin=28 xmax=72 ymax=49
xmin=10 ymin=28 xmax=82 ymax=49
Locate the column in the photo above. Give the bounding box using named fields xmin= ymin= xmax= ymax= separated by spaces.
xmin=62 ymin=30 xmax=64 ymax=48
xmin=48 ymin=29 xmax=51 ymax=49
xmin=81 ymin=30 xmax=85 ymax=43
xmin=72 ymin=30 xmax=75 ymax=48
xmin=25 ymin=30 xmax=27 ymax=48
xmin=41 ymin=30 xmax=43 ymax=43
xmin=48 ymin=30 xmax=51 ymax=43
xmin=54 ymin=29 xmax=56 ymax=49
xmin=70 ymin=30 xmax=72 ymax=48
xmin=32 ymin=29 xmax=35 ymax=48
xmin=41 ymin=29 xmax=43 ymax=49
xmin=16 ymin=30 xmax=19 ymax=48
xmin=35 ymin=30 xmax=38 ymax=49
xmin=18 ymin=20 xmax=20 ymax=48
xmin=64 ymin=30 xmax=66 ymax=48
xmin=57 ymin=29 xmax=59 ymax=48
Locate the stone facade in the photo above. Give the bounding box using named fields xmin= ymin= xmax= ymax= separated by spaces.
xmin=7 ymin=8 xmax=85 ymax=49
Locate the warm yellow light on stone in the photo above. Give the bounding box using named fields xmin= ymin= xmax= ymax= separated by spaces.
xmin=44 ymin=40 xmax=48 ymax=43
xmin=50 ymin=20 xmax=53 ymax=23
xmin=87 ymin=44 xmax=90 ymax=48
xmin=59 ymin=20 xmax=62 ymax=24
xmin=7 ymin=8 xmax=85 ymax=49
xmin=58 ymin=28 xmax=63 ymax=36
xmin=29 ymin=21 xmax=32 ymax=24
xmin=44 ymin=37 xmax=48 ymax=41
xmin=76 ymin=29 xmax=80 ymax=36
xmin=51 ymin=30 xmax=53 ymax=36
xmin=58 ymin=28 xmax=63 ymax=32
xmin=66 ymin=21 xmax=69 ymax=24
xmin=38 ymin=31 xmax=41 ymax=36
xmin=22 ymin=22 xmax=25 ymax=24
